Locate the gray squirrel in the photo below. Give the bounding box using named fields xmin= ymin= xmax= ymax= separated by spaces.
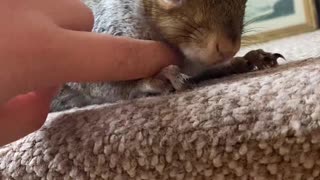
xmin=51 ymin=0 xmax=284 ymax=112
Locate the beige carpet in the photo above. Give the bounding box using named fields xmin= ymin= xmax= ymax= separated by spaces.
xmin=1 ymin=31 xmax=320 ymax=179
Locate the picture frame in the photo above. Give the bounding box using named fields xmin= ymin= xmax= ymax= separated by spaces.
xmin=315 ymin=0 xmax=320 ymax=23
xmin=243 ymin=0 xmax=319 ymax=45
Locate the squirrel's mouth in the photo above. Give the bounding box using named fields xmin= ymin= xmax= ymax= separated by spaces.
xmin=180 ymin=48 xmax=231 ymax=66
xmin=179 ymin=55 xmax=233 ymax=77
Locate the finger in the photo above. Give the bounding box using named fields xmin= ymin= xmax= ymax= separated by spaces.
xmin=14 ymin=29 xmax=181 ymax=94
xmin=0 ymin=21 xmax=181 ymax=104
xmin=31 ymin=0 xmax=94 ymax=31
xmin=45 ymin=29 xmax=181 ymax=83
xmin=0 ymin=86 xmax=59 ymax=146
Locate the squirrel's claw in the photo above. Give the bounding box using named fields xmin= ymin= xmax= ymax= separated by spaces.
xmin=273 ymin=53 xmax=286 ymax=60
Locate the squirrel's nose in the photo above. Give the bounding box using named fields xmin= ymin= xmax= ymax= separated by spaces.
xmin=216 ymin=38 xmax=240 ymax=60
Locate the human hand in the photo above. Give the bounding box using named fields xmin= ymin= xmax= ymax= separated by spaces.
xmin=0 ymin=0 xmax=179 ymax=145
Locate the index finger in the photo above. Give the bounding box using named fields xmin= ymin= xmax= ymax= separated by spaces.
xmin=0 ymin=26 xmax=180 ymax=103
xmin=49 ymin=29 xmax=180 ymax=83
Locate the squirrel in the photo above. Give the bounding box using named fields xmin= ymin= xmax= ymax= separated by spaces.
xmin=51 ymin=0 xmax=284 ymax=112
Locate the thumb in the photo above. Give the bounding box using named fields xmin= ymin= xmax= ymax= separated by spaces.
xmin=0 ymin=86 xmax=59 ymax=146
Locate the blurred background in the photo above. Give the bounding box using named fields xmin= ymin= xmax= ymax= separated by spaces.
xmin=243 ymin=0 xmax=319 ymax=43
xmin=237 ymin=0 xmax=320 ymax=63
xmin=246 ymin=0 xmax=294 ymax=22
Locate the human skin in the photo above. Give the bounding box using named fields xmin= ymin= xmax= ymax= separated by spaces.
xmin=0 ymin=0 xmax=179 ymax=145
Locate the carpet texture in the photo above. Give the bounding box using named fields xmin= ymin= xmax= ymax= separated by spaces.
xmin=1 ymin=58 xmax=320 ymax=180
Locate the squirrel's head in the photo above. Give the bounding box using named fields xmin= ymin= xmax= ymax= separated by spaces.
xmin=143 ymin=0 xmax=247 ymax=66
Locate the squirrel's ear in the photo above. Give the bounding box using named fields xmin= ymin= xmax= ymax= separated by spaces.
xmin=157 ymin=0 xmax=186 ymax=10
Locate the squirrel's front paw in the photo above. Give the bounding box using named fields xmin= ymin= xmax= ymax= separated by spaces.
xmin=129 ymin=65 xmax=191 ymax=99
xmin=234 ymin=49 xmax=285 ymax=72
